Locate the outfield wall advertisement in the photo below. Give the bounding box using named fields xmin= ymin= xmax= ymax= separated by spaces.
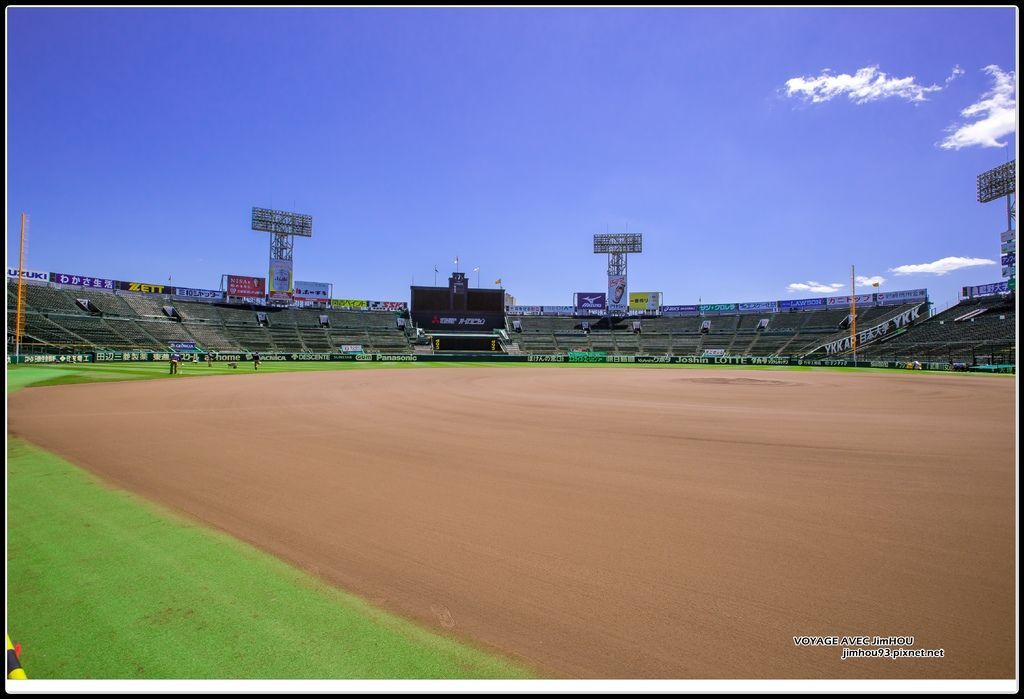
xmin=699 ymin=303 xmax=738 ymax=315
xmin=506 ymin=305 xmax=543 ymax=315
xmin=779 ymin=297 xmax=827 ymax=310
xmin=9 ymin=351 xmax=995 ymax=373
xmin=826 ymin=294 xmax=875 ymax=307
xmin=331 ymin=299 xmax=369 ymax=309
xmin=369 ymin=300 xmax=408 ymax=311
xmin=660 ymin=305 xmax=699 ymax=316
xmin=628 ymin=291 xmax=661 ymax=312
xmin=7 ymin=268 xmax=49 ymax=282
xmin=117 ymin=280 xmax=174 ymax=294
xmin=574 ymin=292 xmax=606 ymax=312
xmin=411 ymin=311 xmax=505 ymax=330
xmin=608 ymin=275 xmax=627 ymax=312
xmin=173 ymin=286 xmax=223 ymax=299
xmin=227 ymin=275 xmax=266 ymax=297
xmin=293 ymin=280 xmax=330 ymax=303
xmin=962 ymin=281 xmax=1010 ymax=298
xmin=268 ymin=259 xmax=293 ymax=301
xmin=875 ymin=288 xmax=927 ymax=305
xmin=51 ymin=272 xmax=117 ymax=290
xmin=737 ymin=301 xmax=778 ymax=313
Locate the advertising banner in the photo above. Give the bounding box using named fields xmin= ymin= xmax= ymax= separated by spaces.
xmin=574 ymin=292 xmax=606 ymax=312
xmin=293 ymin=280 xmax=330 ymax=302
xmin=51 ymin=272 xmax=117 ymax=290
xmin=339 ymin=344 xmax=364 ymax=354
xmin=608 ymin=275 xmax=627 ymax=312
xmin=411 ymin=311 xmax=505 ymax=330
xmin=702 ymin=348 xmax=726 ymax=357
xmin=7 ymin=268 xmax=49 ymax=282
xmin=699 ymin=303 xmax=738 ymax=315
xmin=628 ymin=291 xmax=661 ymax=312
xmin=173 ymin=286 xmax=222 ymax=300
xmin=875 ymin=288 xmax=927 ymax=306
xmin=779 ymin=297 xmax=826 ymax=310
xmin=168 ymin=342 xmax=198 ymax=352
xmin=541 ymin=305 xmax=575 ymax=315
xmin=369 ymin=300 xmax=408 ymax=311
xmin=822 ymin=304 xmax=922 ymax=354
xmin=14 ymin=353 xmax=94 ymax=364
xmin=962 ymin=281 xmax=1010 ymax=298
xmin=227 ymin=275 xmax=266 ymax=297
xmin=506 ymin=305 xmax=543 ymax=315
xmin=660 ymin=305 xmax=700 ymax=316
xmin=268 ymin=259 xmax=293 ymax=300
xmin=568 ymin=351 xmax=608 ymax=361
xmin=117 ymin=280 xmax=173 ymax=294
xmin=331 ymin=298 xmax=368 ymax=310
xmin=738 ymin=300 xmax=778 ymax=313
xmin=826 ymin=293 xmax=875 ymax=307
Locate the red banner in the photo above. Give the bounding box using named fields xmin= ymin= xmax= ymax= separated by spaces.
xmin=227 ymin=275 xmax=266 ymax=297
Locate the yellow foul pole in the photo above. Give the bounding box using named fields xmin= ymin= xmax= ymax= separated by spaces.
xmin=15 ymin=213 xmax=28 ymax=356
xmin=850 ymin=264 xmax=857 ymax=362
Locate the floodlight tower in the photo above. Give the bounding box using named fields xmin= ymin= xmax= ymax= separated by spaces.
xmin=593 ymin=232 xmax=642 ymax=316
xmin=251 ymin=207 xmax=313 ymax=304
xmin=976 ymin=161 xmax=1016 ymax=288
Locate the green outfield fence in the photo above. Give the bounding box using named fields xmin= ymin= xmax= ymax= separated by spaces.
xmin=7 ymin=351 xmax=1012 ymax=373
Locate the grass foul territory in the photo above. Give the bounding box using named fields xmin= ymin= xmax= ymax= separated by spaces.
xmin=5 ymin=436 xmax=534 ymax=679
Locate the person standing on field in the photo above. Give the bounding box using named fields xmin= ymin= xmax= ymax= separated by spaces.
xmin=253 ymin=351 xmax=261 ymax=371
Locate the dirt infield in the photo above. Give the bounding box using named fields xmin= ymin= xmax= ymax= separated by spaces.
xmin=8 ymin=367 xmax=1015 ymax=678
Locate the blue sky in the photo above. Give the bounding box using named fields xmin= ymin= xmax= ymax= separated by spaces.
xmin=6 ymin=7 xmax=1017 ymax=310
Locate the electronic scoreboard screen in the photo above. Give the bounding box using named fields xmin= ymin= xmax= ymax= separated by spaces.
xmin=432 ymin=336 xmax=502 ymax=352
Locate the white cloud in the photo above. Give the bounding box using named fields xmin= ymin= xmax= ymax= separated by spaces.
xmin=855 ymin=275 xmax=886 ymax=287
xmin=889 ymin=257 xmax=996 ymax=276
xmin=940 ymin=65 xmax=1016 ymax=150
xmin=784 ymin=65 xmax=942 ymax=104
xmin=787 ymin=281 xmax=844 ymax=294
xmin=945 ymin=65 xmax=965 ymax=85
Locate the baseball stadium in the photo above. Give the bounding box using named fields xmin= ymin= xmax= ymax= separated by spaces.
xmin=6 ymin=190 xmax=1018 ymax=685
xmin=5 ymin=7 xmax=1018 ymax=693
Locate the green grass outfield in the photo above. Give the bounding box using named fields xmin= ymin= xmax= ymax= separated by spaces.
xmin=6 ymin=359 xmax=1009 ymax=679
xmin=6 ymin=362 xmax=537 ymax=679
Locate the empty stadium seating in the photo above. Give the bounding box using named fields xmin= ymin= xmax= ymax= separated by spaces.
xmin=7 ymin=280 xmax=414 ymax=354
xmin=504 ymin=304 xmax=929 ymax=358
xmin=9 ymin=279 xmax=1014 ymax=365
xmin=857 ymin=295 xmax=1015 ymax=364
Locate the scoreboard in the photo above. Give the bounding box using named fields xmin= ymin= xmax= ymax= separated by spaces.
xmin=432 ymin=336 xmax=502 ymax=352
